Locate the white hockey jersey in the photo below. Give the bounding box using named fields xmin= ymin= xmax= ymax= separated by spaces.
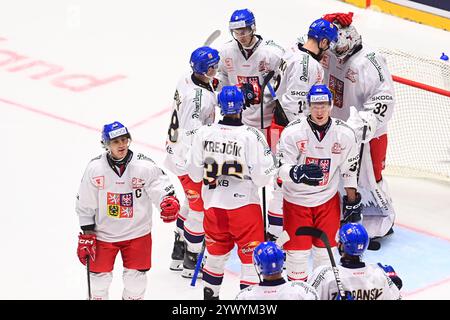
xmin=277 ymin=117 xmax=359 ymax=207
xmin=186 ymin=119 xmax=277 ymax=210
xmin=321 ymin=45 xmax=395 ymax=138
xmin=76 ymin=151 xmax=176 ymax=242
xmin=164 ymin=72 xmax=217 ymax=176
xmin=308 ymin=264 xmax=401 ymax=300
xmin=217 ymin=37 xmax=285 ymax=128
xmin=236 ymin=279 xmax=319 ymax=300
xmin=275 ymin=43 xmax=324 ymax=122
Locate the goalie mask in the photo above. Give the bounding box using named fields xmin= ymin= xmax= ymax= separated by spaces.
xmin=330 ymin=24 xmax=362 ymax=59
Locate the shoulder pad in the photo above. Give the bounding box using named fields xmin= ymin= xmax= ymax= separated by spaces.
xmin=264 ymin=39 xmax=285 ymax=54
xmin=285 ymin=117 xmax=303 ymax=129
xmin=365 ymin=52 xmax=385 ymax=82
xmin=334 ymin=119 xmax=357 ymax=139
xmin=135 ymin=153 xmax=156 ymax=164
xmin=89 ymin=154 xmax=102 ymax=162
xmin=309 ymin=266 xmax=333 ymax=289
xmin=246 ymin=126 xmax=271 ymax=154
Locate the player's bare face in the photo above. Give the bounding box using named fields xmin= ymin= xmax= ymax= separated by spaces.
xmin=109 ymin=136 xmax=129 ymax=160
xmin=310 ymin=102 xmax=331 ymax=126
xmin=206 ymin=63 xmax=218 ymax=78
xmin=232 ymin=27 xmax=253 ymax=47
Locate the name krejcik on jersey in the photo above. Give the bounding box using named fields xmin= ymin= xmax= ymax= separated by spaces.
xmin=203 ymin=140 xmax=242 ymax=157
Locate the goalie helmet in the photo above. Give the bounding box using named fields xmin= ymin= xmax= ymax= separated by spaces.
xmin=229 ymin=9 xmax=256 ymax=31
xmin=218 ymin=86 xmax=245 ymax=115
xmin=307 ymin=84 xmax=333 ymax=106
xmin=331 ymin=24 xmax=362 ymax=59
xmin=253 ymin=241 xmax=285 ymax=276
xmin=101 ymin=121 xmax=131 ymax=147
xmin=339 ymin=223 xmax=369 ymax=256
xmin=307 ymin=18 xmax=338 ymax=45
xmin=190 ymin=46 xmax=220 ymax=74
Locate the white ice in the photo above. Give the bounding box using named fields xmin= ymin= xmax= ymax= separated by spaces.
xmin=0 ymin=0 xmax=449 ymax=300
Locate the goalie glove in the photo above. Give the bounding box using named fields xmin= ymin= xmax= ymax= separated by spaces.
xmin=346 ymin=106 xmax=377 ymax=143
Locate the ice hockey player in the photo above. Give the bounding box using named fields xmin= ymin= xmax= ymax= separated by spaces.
xmin=277 ymin=84 xmax=360 ymax=281
xmin=186 ymin=86 xmax=276 ymax=300
xmin=236 ymin=241 xmax=318 ymax=300
xmin=217 ymin=8 xmax=284 ymax=136
xmin=267 ymin=17 xmax=339 ymax=242
xmin=76 ymin=121 xmax=180 ymax=300
xmin=308 ymin=222 xmax=402 ymax=300
xmin=164 ymin=46 xmax=220 ymax=277
xmin=321 ymin=12 xmax=396 ymax=239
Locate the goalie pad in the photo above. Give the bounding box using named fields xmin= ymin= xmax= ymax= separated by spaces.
xmin=355 ymin=143 xmax=396 ymax=238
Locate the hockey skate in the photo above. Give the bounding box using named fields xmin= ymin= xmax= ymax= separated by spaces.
xmin=170 ymin=232 xmax=185 ymax=271
xmin=181 ymin=247 xmax=202 ymax=279
xmin=204 ymin=287 xmax=219 ymax=300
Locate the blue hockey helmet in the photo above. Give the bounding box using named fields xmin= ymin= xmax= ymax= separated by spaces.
xmin=190 ymin=46 xmax=220 ymax=74
xmin=218 ymin=86 xmax=245 ymax=115
xmin=307 ymin=84 xmax=333 ymax=106
xmin=339 ymin=223 xmax=369 ymax=256
xmin=229 ymin=9 xmax=256 ymax=31
xmin=101 ymin=121 xmax=131 ymax=146
xmin=308 ymin=18 xmax=338 ymax=44
xmin=253 ymin=241 xmax=285 ymax=276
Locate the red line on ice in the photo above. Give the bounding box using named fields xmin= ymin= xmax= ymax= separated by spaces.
xmin=0 ymin=97 xmax=164 ymax=152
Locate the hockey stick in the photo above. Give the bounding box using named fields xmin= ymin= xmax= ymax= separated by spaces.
xmin=86 ymin=256 xmax=92 ymax=300
xmin=356 ymin=125 xmax=368 ymax=182
xmin=260 ymin=70 xmax=275 ymax=240
xmin=267 ymin=83 xmax=290 ymax=127
xmin=204 ymin=30 xmax=221 ymax=46
xmin=190 ymin=241 xmax=206 ymax=287
xmin=356 ymin=125 xmax=381 ymax=251
xmin=295 ymin=226 xmax=350 ymax=300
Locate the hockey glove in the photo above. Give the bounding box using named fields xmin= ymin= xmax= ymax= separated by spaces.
xmin=160 ymin=195 xmax=180 ymax=223
xmin=323 ymin=12 xmax=354 ymax=27
xmin=239 ymin=83 xmax=260 ymax=107
xmin=77 ymin=233 xmax=96 ymax=266
xmin=289 ymin=163 xmax=324 ymax=186
xmin=342 ymin=192 xmax=362 ymax=223
xmin=377 ymin=263 xmax=403 ymax=290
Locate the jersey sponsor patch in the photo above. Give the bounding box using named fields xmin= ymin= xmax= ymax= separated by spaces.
xmin=296 ymin=140 xmax=308 ymax=154
xmin=132 ymin=177 xmax=145 ymax=189
xmin=345 ymin=68 xmax=357 ymax=83
xmin=92 ymin=176 xmax=104 ymax=189
xmin=224 ymin=57 xmax=234 ymax=73
xmin=241 ymin=241 xmax=260 ymax=257
xmin=331 ymin=142 xmax=342 ymax=154
xmin=107 ymin=192 xmax=133 ymax=218
xmin=305 ymin=157 xmax=331 ymax=185
xmin=185 ymin=189 xmax=200 ymax=203
xmin=328 ymin=75 xmax=344 ymax=109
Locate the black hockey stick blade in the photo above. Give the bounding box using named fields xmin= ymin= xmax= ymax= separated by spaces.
xmin=368 ymin=239 xmax=381 ymax=251
xmin=204 ymin=30 xmax=221 ymax=46
xmin=295 ymin=226 xmax=323 ymax=239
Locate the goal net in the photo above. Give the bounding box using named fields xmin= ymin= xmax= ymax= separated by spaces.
xmin=378 ymin=48 xmax=450 ymax=183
